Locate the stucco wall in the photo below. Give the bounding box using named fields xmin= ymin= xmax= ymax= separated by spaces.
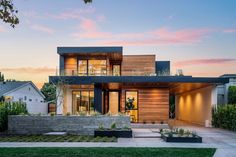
xmin=176 ymin=86 xmax=216 ymax=126
xmin=8 ymin=115 xmax=130 ymax=135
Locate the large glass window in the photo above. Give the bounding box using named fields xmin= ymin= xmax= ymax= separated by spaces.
xmin=112 ymin=65 xmax=121 ymax=76
xmin=125 ymin=91 xmax=138 ymax=123
xmin=78 ymin=59 xmax=107 ymax=76
xmin=72 ymin=91 xmax=94 ymax=114
xmin=78 ymin=60 xmax=87 ymax=76
xmin=88 ymin=60 xmax=107 ymax=76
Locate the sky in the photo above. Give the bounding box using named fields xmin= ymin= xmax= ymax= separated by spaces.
xmin=0 ymin=0 xmax=236 ymax=88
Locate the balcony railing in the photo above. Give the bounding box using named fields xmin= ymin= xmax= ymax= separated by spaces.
xmin=57 ymin=70 xmax=171 ymax=76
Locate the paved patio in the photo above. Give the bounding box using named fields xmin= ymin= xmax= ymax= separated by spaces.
xmin=1 ymin=122 xmax=236 ymax=157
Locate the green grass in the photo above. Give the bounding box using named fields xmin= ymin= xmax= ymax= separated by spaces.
xmin=0 ymin=148 xmax=216 ymax=157
xmin=0 ymin=135 xmax=117 ymax=142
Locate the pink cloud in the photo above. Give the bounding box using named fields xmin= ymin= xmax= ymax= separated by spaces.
xmin=71 ymin=18 xmax=112 ymax=39
xmin=0 ymin=67 xmax=56 ymax=74
xmin=223 ymin=28 xmax=236 ymax=33
xmin=51 ymin=7 xmax=95 ymax=20
xmin=174 ymin=58 xmax=236 ymax=67
xmin=30 ymin=24 xmax=55 ymax=34
xmin=97 ymin=27 xmax=213 ymax=46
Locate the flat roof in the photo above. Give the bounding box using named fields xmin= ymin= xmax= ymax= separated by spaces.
xmin=57 ymin=47 xmax=123 ymax=55
xmin=49 ymin=76 xmax=229 ymax=85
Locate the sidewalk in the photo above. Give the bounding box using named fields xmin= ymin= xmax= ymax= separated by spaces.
xmin=1 ymin=126 xmax=236 ymax=157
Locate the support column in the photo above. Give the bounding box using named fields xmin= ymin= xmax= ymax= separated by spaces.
xmin=94 ymin=83 xmax=103 ymax=113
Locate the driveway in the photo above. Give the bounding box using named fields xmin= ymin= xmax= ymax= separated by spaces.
xmin=172 ymin=121 xmax=236 ymax=157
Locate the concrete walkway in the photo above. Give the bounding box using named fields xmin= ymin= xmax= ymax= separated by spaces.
xmin=0 ymin=125 xmax=236 ymax=157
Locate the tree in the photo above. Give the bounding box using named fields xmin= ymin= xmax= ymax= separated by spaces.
xmin=41 ymin=83 xmax=56 ymax=102
xmin=228 ymin=86 xmax=236 ymax=104
xmin=0 ymin=0 xmax=19 ymax=28
xmin=0 ymin=0 xmax=92 ymax=28
xmin=0 ymin=72 xmax=5 ymax=81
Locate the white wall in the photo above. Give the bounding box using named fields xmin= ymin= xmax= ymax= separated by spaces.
xmin=4 ymin=83 xmax=47 ymax=114
xmin=176 ymin=86 xmax=217 ymax=126
xmin=56 ymin=85 xmax=72 ymax=114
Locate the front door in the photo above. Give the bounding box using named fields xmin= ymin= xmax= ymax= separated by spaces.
xmin=109 ymin=91 xmax=119 ymax=114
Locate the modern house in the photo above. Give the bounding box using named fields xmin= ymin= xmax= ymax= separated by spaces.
xmin=0 ymin=81 xmax=47 ymax=114
xmin=49 ymin=47 xmax=229 ymax=126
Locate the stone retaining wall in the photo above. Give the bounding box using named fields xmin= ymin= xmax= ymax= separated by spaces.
xmin=8 ymin=115 xmax=130 ymax=135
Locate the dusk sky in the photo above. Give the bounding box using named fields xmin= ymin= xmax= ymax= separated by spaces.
xmin=0 ymin=0 xmax=236 ymax=88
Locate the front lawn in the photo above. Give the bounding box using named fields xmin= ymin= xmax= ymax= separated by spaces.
xmin=0 ymin=135 xmax=116 ymax=142
xmin=0 ymin=148 xmax=216 ymax=157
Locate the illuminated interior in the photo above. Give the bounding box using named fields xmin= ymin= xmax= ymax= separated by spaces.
xmin=78 ymin=59 xmax=107 ymax=76
xmin=88 ymin=60 xmax=107 ymax=76
xmin=72 ymin=91 xmax=94 ymax=113
xmin=125 ymin=91 xmax=138 ymax=122
xmin=78 ymin=60 xmax=87 ymax=76
xmin=112 ymin=65 xmax=121 ymax=76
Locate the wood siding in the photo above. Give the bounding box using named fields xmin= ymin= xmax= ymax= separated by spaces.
xmin=64 ymin=56 xmax=77 ymax=75
xmin=121 ymin=55 xmax=155 ymax=76
xmin=120 ymin=88 xmax=169 ymax=123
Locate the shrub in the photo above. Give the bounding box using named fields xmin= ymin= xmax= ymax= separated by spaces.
xmin=228 ymin=86 xmax=236 ymax=104
xmin=110 ymin=122 xmax=116 ymax=130
xmin=90 ymin=110 xmax=101 ymax=116
xmin=0 ymin=101 xmax=28 ymax=132
xmin=49 ymin=112 xmax=56 ymax=116
xmin=212 ymin=104 xmax=236 ymax=131
xmin=65 ymin=112 xmax=71 ymax=116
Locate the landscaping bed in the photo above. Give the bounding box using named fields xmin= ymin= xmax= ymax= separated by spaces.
xmin=161 ymin=128 xmax=202 ymax=143
xmin=94 ymin=122 xmax=132 ymax=138
xmin=94 ymin=129 xmax=132 ymax=138
xmin=0 ymin=135 xmax=117 ymax=142
xmin=0 ymin=148 xmax=216 ymax=157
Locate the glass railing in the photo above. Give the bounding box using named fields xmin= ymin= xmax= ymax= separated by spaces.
xmin=57 ymin=70 xmax=171 ymax=76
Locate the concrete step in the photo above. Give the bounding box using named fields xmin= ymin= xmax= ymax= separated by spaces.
xmin=131 ymin=123 xmax=169 ymax=129
xmin=43 ymin=132 xmax=67 ymax=136
xmin=132 ymin=129 xmax=161 ymax=138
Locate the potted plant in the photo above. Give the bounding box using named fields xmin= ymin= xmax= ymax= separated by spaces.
xmin=125 ymin=97 xmax=135 ymax=110
xmin=161 ymin=128 xmax=202 ymax=143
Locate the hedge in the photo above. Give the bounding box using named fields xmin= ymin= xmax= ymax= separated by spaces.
xmin=228 ymin=86 xmax=236 ymax=104
xmin=0 ymin=102 xmax=28 ymax=132
xmin=212 ymin=104 xmax=236 ymax=131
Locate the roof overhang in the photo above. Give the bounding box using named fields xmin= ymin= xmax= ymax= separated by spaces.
xmin=49 ymin=76 xmax=229 ymax=94
xmin=57 ymin=47 xmax=123 ymax=61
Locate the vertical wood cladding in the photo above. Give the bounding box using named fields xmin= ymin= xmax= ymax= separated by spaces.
xmin=120 ymin=88 xmax=169 ymax=123
xmin=64 ymin=56 xmax=77 ymax=75
xmin=121 ymin=55 xmax=155 ymax=76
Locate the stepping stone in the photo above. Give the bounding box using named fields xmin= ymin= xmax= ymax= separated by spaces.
xmin=151 ymin=129 xmax=160 ymax=133
xmin=43 ymin=132 xmax=67 ymax=136
xmin=132 ymin=129 xmax=161 ymax=138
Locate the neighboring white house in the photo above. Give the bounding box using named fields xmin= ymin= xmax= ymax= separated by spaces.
xmin=0 ymin=81 xmax=48 ymax=114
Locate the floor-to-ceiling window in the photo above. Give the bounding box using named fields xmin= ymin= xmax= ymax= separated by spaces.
xmin=78 ymin=59 xmax=107 ymax=76
xmin=88 ymin=60 xmax=107 ymax=76
xmin=78 ymin=60 xmax=87 ymax=76
xmin=125 ymin=91 xmax=138 ymax=123
xmin=112 ymin=65 xmax=121 ymax=76
xmin=72 ymin=91 xmax=94 ymax=114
